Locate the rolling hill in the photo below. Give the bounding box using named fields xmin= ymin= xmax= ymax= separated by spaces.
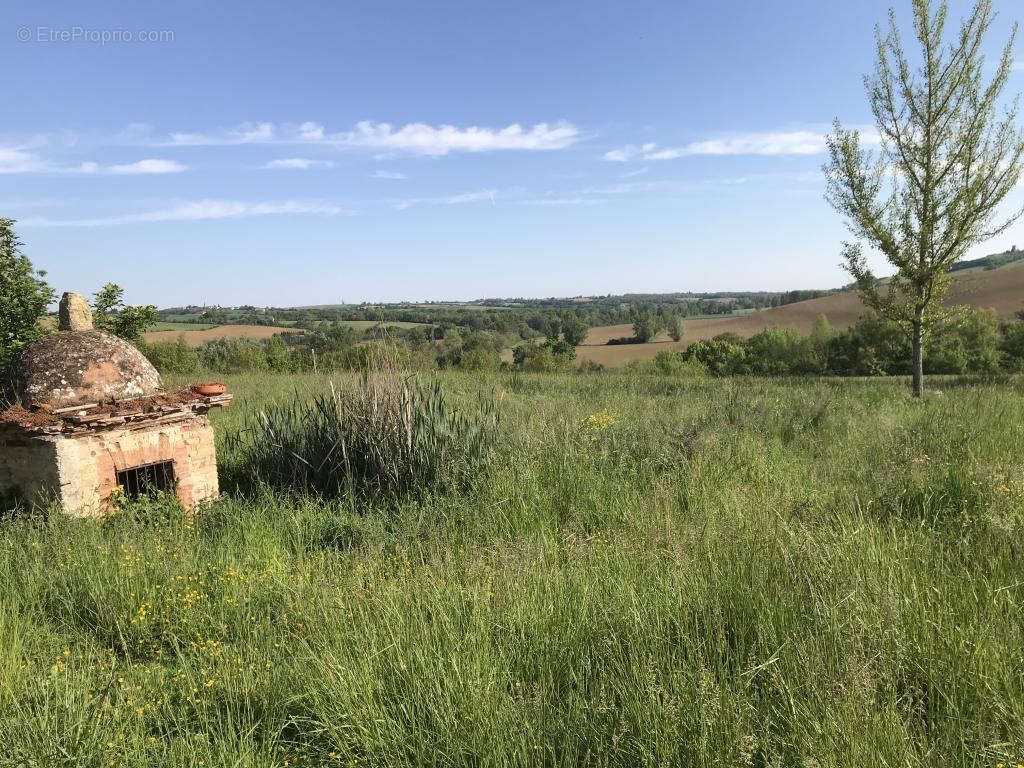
xmin=578 ymin=261 xmax=1024 ymax=367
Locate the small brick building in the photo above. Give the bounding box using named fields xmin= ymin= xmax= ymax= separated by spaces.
xmin=0 ymin=293 xmax=230 ymax=515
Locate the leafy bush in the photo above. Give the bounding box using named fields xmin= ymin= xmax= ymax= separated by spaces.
xmin=436 ymin=332 xmax=501 ymax=371
xmin=685 ymin=335 xmax=748 ymax=375
xmin=227 ymin=371 xmax=498 ymax=501
xmin=513 ymin=339 xmax=576 ymax=372
xmin=651 ymin=350 xmax=707 ymax=377
xmin=137 ymin=338 xmax=200 ymax=374
xmin=827 ymin=308 xmax=1001 ymax=376
xmin=999 ymin=320 xmax=1024 ymax=371
xmin=745 ymin=328 xmax=824 ymax=375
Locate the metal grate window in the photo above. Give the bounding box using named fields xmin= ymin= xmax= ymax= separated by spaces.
xmin=116 ymin=461 xmax=176 ymax=500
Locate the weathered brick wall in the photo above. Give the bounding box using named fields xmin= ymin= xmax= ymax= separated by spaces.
xmin=0 ymin=416 xmax=220 ymax=516
xmin=0 ymin=427 xmax=62 ymax=506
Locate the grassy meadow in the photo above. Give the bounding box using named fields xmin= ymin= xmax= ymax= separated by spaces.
xmin=2 ymin=371 xmax=1024 ymax=766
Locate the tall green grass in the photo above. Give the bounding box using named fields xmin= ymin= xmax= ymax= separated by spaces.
xmin=225 ymin=370 xmax=497 ymax=500
xmin=0 ymin=372 xmax=1022 ymax=766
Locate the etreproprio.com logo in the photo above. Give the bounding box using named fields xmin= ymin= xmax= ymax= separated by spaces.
xmin=17 ymin=26 xmax=174 ymax=44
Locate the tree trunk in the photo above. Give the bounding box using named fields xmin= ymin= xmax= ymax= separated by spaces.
xmin=911 ymin=317 xmax=924 ymax=397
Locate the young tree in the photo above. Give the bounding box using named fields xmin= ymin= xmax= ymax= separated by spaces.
xmin=632 ymin=309 xmax=662 ymax=343
xmin=667 ymin=315 xmax=685 ymax=343
xmin=92 ymin=283 xmax=158 ymax=343
xmin=561 ymin=316 xmax=589 ymax=346
xmin=0 ymin=219 xmax=54 ymax=373
xmin=825 ymin=0 xmax=1024 ymax=396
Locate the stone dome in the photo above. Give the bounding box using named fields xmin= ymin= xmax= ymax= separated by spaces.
xmin=15 ymin=330 xmax=163 ymax=409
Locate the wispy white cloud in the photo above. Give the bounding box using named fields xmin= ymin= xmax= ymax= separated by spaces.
xmin=77 ymin=159 xmax=187 ymax=175
xmin=602 ymin=145 xmax=648 ymax=162
xmin=1 ymin=149 xmax=185 ymax=175
xmin=372 ymin=170 xmax=408 ymax=179
xmin=1013 ymin=60 xmax=1024 ymax=72
xmin=620 ymin=166 xmax=649 ymax=179
xmin=341 ymin=121 xmax=578 ymax=155
xmin=582 ymin=180 xmax=679 ymax=195
xmin=580 ymin=175 xmax=770 ymax=197
xmin=444 ymin=190 xmax=496 ymax=204
xmin=394 ymin=189 xmax=497 ymax=210
xmin=166 ymin=122 xmax=279 ymax=146
xmin=603 ymin=131 xmax=829 ymax=161
xmin=263 ymin=158 xmax=336 ymax=170
xmin=154 ymin=120 xmax=580 ymax=155
xmin=516 ymin=197 xmax=598 ymax=206
xmin=0 ymin=148 xmax=48 ymax=174
xmin=19 ymin=200 xmax=351 ymax=227
xmin=602 ymin=129 xmax=884 ymax=161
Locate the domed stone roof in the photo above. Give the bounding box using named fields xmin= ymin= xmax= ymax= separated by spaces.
xmin=15 ymin=330 xmax=163 ymax=410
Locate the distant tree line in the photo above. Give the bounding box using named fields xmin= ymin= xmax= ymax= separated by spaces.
xmin=139 ymin=303 xmax=1024 ymax=381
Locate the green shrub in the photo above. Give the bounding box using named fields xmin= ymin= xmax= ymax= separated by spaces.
xmin=685 ymin=335 xmax=748 ymax=375
xmin=513 ymin=339 xmax=576 ymax=372
xmin=138 ymin=337 xmax=200 ymax=374
xmin=651 ymin=349 xmax=707 ymax=377
xmin=745 ymin=328 xmax=824 ymax=375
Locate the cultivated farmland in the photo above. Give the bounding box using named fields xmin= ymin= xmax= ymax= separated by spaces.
xmin=142 ymin=324 xmax=302 ymax=346
xmin=579 ymin=261 xmax=1024 ymax=366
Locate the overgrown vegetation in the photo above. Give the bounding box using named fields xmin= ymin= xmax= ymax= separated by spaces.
xmin=1 ymin=371 xmax=1023 ymax=765
xmin=224 ymin=366 xmax=497 ymax=500
xmin=677 ymin=308 xmax=1023 ymax=377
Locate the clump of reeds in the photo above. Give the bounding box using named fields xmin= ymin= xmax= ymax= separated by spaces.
xmin=228 ymin=354 xmax=497 ymax=500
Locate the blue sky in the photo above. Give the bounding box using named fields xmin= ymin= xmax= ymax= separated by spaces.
xmin=2 ymin=0 xmax=1023 ymax=307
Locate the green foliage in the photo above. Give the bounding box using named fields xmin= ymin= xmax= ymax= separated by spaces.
xmin=136 ymin=338 xmax=200 ymax=374
xmin=513 ymin=339 xmax=577 ymax=372
xmin=436 ymin=332 xmax=501 ymax=371
xmin=631 ymin=310 xmax=661 ymax=343
xmin=685 ymin=335 xmax=748 ymax=375
xmin=561 ymin=316 xmax=589 ymax=346
xmin=92 ymin=283 xmax=158 ymax=342
xmin=226 ymin=375 xmax=497 ymax=500
xmin=191 ymin=338 xmax=277 ymax=373
xmin=827 ymin=308 xmax=1002 ymax=377
xmin=667 ymin=315 xmax=684 ymax=342
xmin=809 ymin=314 xmax=834 ymax=346
xmin=827 ymin=313 xmax=910 ymax=376
xmin=925 ymin=309 xmax=1002 ymax=375
xmin=744 ymin=328 xmax=823 ymax=375
xmin=825 ymin=0 xmax=1024 ymax=394
xmin=999 ymin=319 xmax=1024 ymax=371
xmin=0 ymin=219 xmax=53 ymax=374
xmin=675 ymin=307 xmax=1005 ymax=379
xmin=406 ymin=326 xmax=429 ymax=349
xmin=650 ymin=349 xmax=706 ymax=377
